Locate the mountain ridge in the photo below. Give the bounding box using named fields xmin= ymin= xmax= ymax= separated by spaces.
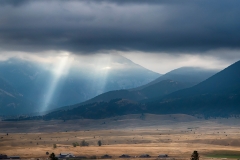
xmin=37 ymin=68 xmax=219 ymax=119
xmin=0 ymin=55 xmax=160 ymax=115
xmin=31 ymin=60 xmax=240 ymax=120
xmin=145 ymin=60 xmax=240 ymax=117
xmin=55 ymin=66 xmax=218 ymax=112
xmin=131 ymin=67 xmax=218 ymax=91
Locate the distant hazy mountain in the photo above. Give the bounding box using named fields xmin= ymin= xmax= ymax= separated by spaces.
xmin=0 ymin=78 xmax=36 ymax=116
xmin=0 ymin=55 xmax=160 ymax=115
xmin=132 ymin=67 xmax=218 ymax=91
xmin=55 ymin=67 xmax=218 ymax=112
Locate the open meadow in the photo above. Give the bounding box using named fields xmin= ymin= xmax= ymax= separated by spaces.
xmin=1 ymin=114 xmax=240 ymax=160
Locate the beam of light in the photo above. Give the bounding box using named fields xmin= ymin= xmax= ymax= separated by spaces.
xmin=40 ymin=53 xmax=70 ymax=112
xmin=89 ymin=55 xmax=111 ymax=96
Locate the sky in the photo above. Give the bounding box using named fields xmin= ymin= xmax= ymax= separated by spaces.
xmin=0 ymin=0 xmax=240 ymax=73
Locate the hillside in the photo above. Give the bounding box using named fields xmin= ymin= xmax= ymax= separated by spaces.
xmin=56 ymin=79 xmax=193 ymax=112
xmin=87 ymin=80 xmax=190 ymax=102
xmin=57 ymin=67 xmax=217 ymax=112
xmin=146 ymin=60 xmax=240 ymax=117
xmin=0 ymin=78 xmax=36 ymax=116
xmin=13 ymin=99 xmax=143 ymax=120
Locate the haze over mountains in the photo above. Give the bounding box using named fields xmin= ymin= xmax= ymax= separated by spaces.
xmin=7 ymin=62 xmax=223 ymax=120
xmin=2 ymin=54 xmax=240 ymax=119
xmin=70 ymin=67 xmax=218 ymax=105
xmin=0 ymin=54 xmax=160 ymax=115
xmin=27 ymin=60 xmax=240 ymax=120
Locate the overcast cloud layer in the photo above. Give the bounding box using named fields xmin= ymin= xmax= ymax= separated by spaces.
xmin=0 ymin=0 xmax=240 ymax=54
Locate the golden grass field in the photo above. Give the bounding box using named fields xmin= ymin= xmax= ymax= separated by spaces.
xmin=1 ymin=114 xmax=240 ymax=160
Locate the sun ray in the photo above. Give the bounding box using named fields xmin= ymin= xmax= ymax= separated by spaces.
xmin=40 ymin=53 xmax=70 ymax=112
xmin=89 ymin=54 xmax=112 ymax=95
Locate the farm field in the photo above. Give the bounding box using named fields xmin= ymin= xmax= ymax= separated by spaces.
xmin=1 ymin=114 xmax=240 ymax=160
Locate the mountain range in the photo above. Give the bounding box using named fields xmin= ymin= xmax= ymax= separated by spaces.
xmin=146 ymin=60 xmax=240 ymax=117
xmin=0 ymin=55 xmax=160 ymax=115
xmin=28 ymin=60 xmax=240 ymax=120
xmin=59 ymin=67 xmax=217 ymax=110
xmin=4 ymin=57 xmax=239 ymax=120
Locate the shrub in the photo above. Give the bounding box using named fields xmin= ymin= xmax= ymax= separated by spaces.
xmin=72 ymin=142 xmax=79 ymax=147
xmin=98 ymin=140 xmax=102 ymax=146
xmin=73 ymin=143 xmax=77 ymax=147
xmin=80 ymin=140 xmax=89 ymax=146
xmin=53 ymin=144 xmax=57 ymax=148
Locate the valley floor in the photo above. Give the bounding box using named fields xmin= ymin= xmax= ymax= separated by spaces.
xmin=1 ymin=114 xmax=240 ymax=160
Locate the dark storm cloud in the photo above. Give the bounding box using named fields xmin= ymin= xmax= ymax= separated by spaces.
xmin=0 ymin=0 xmax=240 ymax=54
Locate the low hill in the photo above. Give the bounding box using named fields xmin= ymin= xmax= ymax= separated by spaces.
xmin=55 ymin=79 xmax=193 ymax=112
xmin=13 ymin=99 xmax=144 ymax=120
xmin=88 ymin=80 xmax=190 ymax=102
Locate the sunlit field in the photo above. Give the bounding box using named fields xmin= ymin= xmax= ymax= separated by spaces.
xmin=1 ymin=114 xmax=240 ymax=159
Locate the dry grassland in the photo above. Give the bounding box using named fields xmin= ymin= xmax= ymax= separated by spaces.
xmin=1 ymin=114 xmax=240 ymax=160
